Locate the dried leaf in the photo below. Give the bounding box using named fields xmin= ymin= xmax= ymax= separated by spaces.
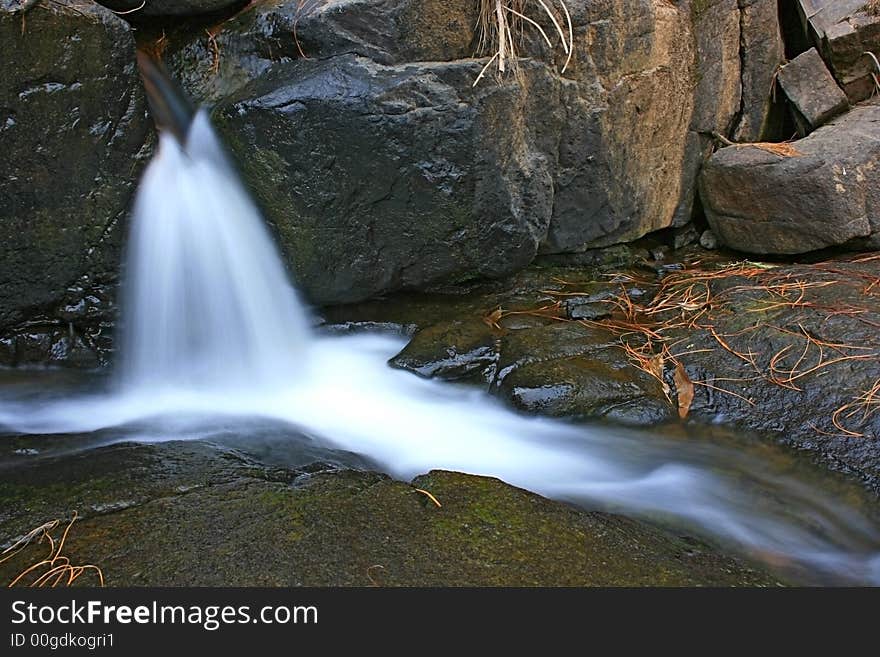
xmin=484 ymin=307 xmax=503 ymax=329
xmin=646 ymin=354 xmax=664 ymax=380
xmin=673 ymin=362 xmax=694 ymax=419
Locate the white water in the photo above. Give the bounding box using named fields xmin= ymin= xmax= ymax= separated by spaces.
xmin=2 ymin=112 xmax=879 ymax=584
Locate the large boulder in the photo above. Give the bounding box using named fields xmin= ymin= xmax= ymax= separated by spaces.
xmin=165 ymin=0 xmax=783 ymax=305
xmin=0 ymin=0 xmax=151 ymax=363
xmin=214 ymin=55 xmax=559 ymax=304
xmin=699 ymin=100 xmax=880 ymax=254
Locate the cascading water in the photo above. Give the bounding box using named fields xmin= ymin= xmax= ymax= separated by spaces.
xmin=1 ymin=112 xmax=879 ymax=584
xmin=120 ymin=112 xmax=310 ymax=390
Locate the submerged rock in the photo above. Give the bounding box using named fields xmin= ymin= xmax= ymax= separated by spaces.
xmin=0 ymin=440 xmax=775 ymax=586
xmin=0 ymin=0 xmax=151 ymax=355
xmin=699 ymin=100 xmax=880 ymax=254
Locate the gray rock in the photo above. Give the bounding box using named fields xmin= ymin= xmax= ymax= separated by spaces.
xmin=166 ymin=0 xmax=758 ymax=305
xmin=0 ymin=1 xmax=151 ymax=332
xmin=97 ymin=0 xmax=242 ymax=16
xmin=699 ymin=229 xmax=719 ymax=250
xmin=699 ymin=100 xmax=880 ymax=254
xmin=797 ymin=0 xmax=880 ymax=102
xmin=732 ymin=0 xmax=786 ymax=142
xmin=777 ymin=48 xmax=849 ymax=135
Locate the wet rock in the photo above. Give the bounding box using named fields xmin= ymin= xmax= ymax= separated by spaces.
xmin=498 ymin=354 xmax=672 ymax=425
xmin=98 ymin=0 xmax=242 ymax=16
xmin=699 ymin=100 xmax=880 ymax=254
xmin=732 ymin=0 xmax=785 ymax=142
xmin=0 ymin=441 xmax=774 ymax=586
xmin=777 ymin=48 xmax=849 ymax=135
xmin=485 ymin=321 xmax=672 ymax=424
xmin=214 ymin=55 xmax=559 ymax=305
xmin=798 ymin=0 xmax=880 ymax=102
xmin=564 ymin=298 xmax=613 ymax=321
xmin=163 ymin=0 xmax=762 ymax=304
xmin=0 ymin=1 xmax=151 ymax=335
xmin=389 ymin=319 xmax=498 ymax=382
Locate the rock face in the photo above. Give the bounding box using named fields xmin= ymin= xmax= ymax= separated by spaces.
xmin=0 ymin=0 xmax=151 ymax=364
xmin=699 ymin=101 xmax=880 ymax=254
xmin=214 ymin=55 xmax=559 ymax=303
xmin=164 ymin=0 xmax=784 ymax=305
xmin=798 ymin=0 xmax=880 ymax=102
xmin=732 ymin=0 xmax=786 ymax=142
xmin=777 ymin=48 xmax=849 ymax=135
xmin=0 ymin=440 xmax=775 ymax=586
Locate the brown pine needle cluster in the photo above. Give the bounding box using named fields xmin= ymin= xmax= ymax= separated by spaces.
xmin=487 ymin=254 xmax=880 ymax=434
xmin=1 ymin=512 xmax=104 ymax=588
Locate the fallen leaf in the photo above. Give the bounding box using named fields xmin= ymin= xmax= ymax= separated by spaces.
xmin=484 ymin=307 xmax=503 ymax=329
xmin=647 ymin=354 xmax=663 ymax=377
xmin=673 ymin=362 xmax=695 ymax=419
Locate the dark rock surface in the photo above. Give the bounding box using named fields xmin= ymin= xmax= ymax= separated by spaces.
xmin=777 ymin=48 xmax=849 ymax=135
xmin=0 ymin=440 xmax=775 ymax=586
xmin=159 ymin=0 xmax=784 ymax=305
xmin=0 ymin=0 xmax=151 ymax=364
xmin=98 ymin=0 xmax=243 ymax=16
xmin=699 ymin=100 xmax=880 ymax=254
xmin=732 ymin=0 xmax=786 ymax=142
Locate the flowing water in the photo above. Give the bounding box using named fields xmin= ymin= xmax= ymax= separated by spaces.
xmin=1 ymin=112 xmax=879 ymax=584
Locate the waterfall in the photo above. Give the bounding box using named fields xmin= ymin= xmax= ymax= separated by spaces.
xmin=120 ymin=111 xmax=310 ymax=390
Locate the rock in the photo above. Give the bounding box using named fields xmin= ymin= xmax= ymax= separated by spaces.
xmin=0 ymin=440 xmax=774 ymax=586
xmin=497 ymin=353 xmax=673 ymax=425
xmin=777 ymin=48 xmax=849 ymax=135
xmin=655 ymin=257 xmax=880 ymax=493
xmin=699 ymin=229 xmax=719 ymax=250
xmin=214 ymin=55 xmax=559 ymax=305
xmin=389 ymin=319 xmax=498 ymax=382
xmin=164 ymin=0 xmax=758 ymax=304
xmin=0 ymin=1 xmax=151 ymax=341
xmin=798 ymin=0 xmax=880 ymax=101
xmin=699 ymin=100 xmax=880 ymax=254
xmin=673 ymin=223 xmax=700 ymax=250
xmin=98 ymin=0 xmax=242 ymax=16
xmin=488 ymin=322 xmax=672 ymax=424
xmin=732 ymin=0 xmax=786 ymax=142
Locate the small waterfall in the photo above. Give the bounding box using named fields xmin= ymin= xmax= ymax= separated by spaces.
xmin=120 ymin=111 xmax=310 ymax=390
